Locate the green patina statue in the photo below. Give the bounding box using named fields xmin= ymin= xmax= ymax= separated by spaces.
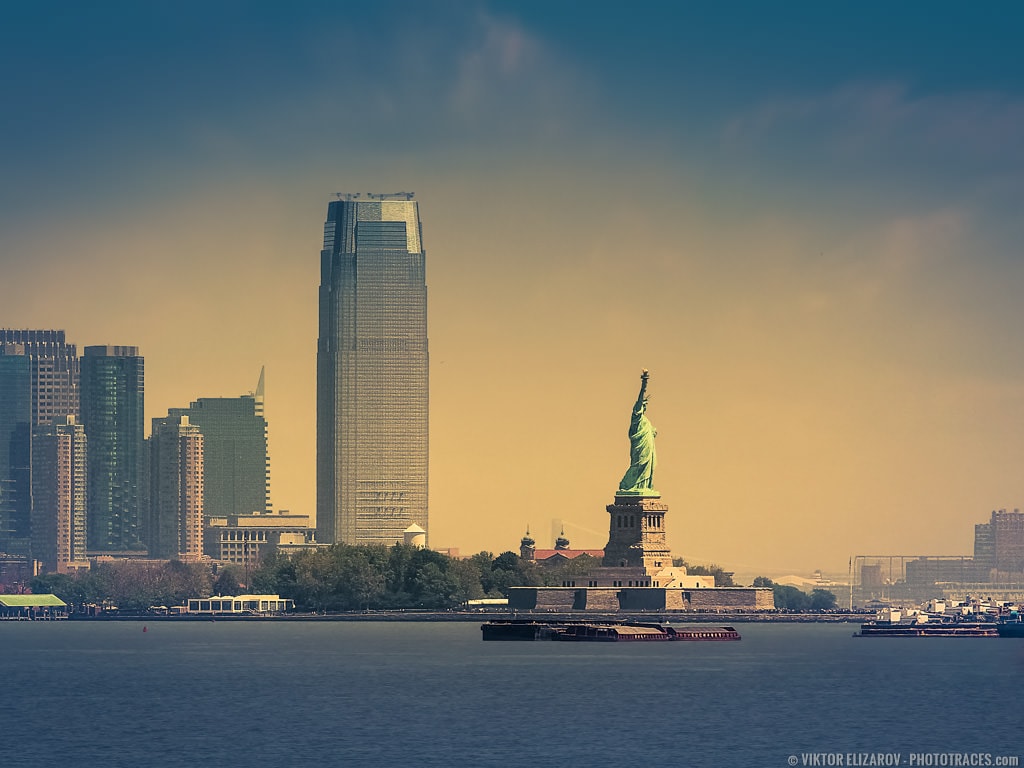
xmin=618 ymin=369 xmax=659 ymax=496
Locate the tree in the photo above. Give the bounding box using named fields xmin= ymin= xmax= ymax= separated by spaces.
xmin=470 ymin=551 xmax=498 ymax=595
xmin=809 ymin=588 xmax=838 ymax=611
xmin=540 ymin=554 xmax=602 ymax=586
xmin=213 ymin=565 xmax=245 ymax=596
xmin=447 ymin=558 xmax=485 ymax=604
xmin=251 ymin=551 xmax=298 ymax=596
xmin=752 ymin=576 xmax=774 ymax=587
xmin=772 ymin=584 xmax=809 ymax=611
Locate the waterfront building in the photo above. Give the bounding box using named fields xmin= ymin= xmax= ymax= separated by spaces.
xmin=0 ymin=345 xmax=32 ymax=558
xmin=0 ymin=594 xmax=68 ymax=620
xmin=80 ymin=345 xmax=145 ymax=551
xmin=167 ymin=370 xmax=270 ymax=520
xmin=185 ymin=594 xmax=294 ymax=615
xmin=147 ymin=415 xmax=204 ymax=560
xmin=317 ymin=194 xmax=429 ymax=546
xmin=31 ymin=416 xmax=89 ymax=573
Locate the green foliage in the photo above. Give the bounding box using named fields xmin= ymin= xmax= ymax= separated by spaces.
xmin=248 ymin=544 xmax=501 ymax=611
xmin=32 ymin=547 xmax=797 ymax=614
xmin=809 ymin=588 xmax=838 ymax=610
xmin=212 ymin=565 xmax=245 ymax=596
xmin=770 ymin=584 xmax=838 ymax=611
xmin=752 ymin=576 xmax=774 ymax=587
xmin=31 ymin=560 xmax=214 ymax=611
xmin=771 ymin=584 xmax=809 ymax=610
xmin=539 ymin=554 xmax=602 ymax=586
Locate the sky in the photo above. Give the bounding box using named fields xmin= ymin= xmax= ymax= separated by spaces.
xmin=2 ymin=2 xmax=1024 ymax=578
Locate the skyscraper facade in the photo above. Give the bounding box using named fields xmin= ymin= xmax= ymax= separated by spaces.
xmin=32 ymin=416 xmax=88 ymax=573
xmin=0 ymin=330 xmax=79 ymax=566
xmin=167 ymin=369 xmax=270 ymax=520
xmin=147 ymin=415 xmax=204 ymax=559
xmin=0 ymin=345 xmax=32 ymax=558
xmin=80 ymin=345 xmax=145 ymax=551
xmin=0 ymin=330 xmax=79 ymax=425
xmin=317 ymin=194 xmax=429 ymax=546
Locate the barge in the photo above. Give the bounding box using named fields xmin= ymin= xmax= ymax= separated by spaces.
xmin=481 ymin=619 xmax=740 ymax=642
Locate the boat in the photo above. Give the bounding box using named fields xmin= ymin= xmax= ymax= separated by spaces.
xmin=480 ymin=619 xmax=740 ymax=642
xmin=996 ymin=615 xmax=1024 ymax=638
xmin=854 ymin=608 xmax=998 ymax=637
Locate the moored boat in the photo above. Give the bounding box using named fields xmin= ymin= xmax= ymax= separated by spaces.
xmin=854 ymin=608 xmax=998 ymax=637
xmin=996 ymin=615 xmax=1024 ymax=638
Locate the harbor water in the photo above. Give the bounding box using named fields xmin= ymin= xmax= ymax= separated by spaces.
xmin=1 ymin=621 xmax=1021 ymax=767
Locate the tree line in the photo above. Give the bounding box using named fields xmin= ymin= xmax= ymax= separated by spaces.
xmin=30 ymin=545 xmax=839 ymax=612
xmin=29 ymin=546 xmax=589 ymax=612
xmin=752 ymin=576 xmax=839 ymax=611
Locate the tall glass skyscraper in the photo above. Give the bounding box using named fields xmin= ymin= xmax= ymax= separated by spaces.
xmin=317 ymin=194 xmax=429 ymax=546
xmin=0 ymin=345 xmax=32 ymax=558
xmin=81 ymin=345 xmax=144 ymax=551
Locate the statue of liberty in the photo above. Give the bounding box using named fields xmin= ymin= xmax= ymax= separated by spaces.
xmin=618 ymin=369 xmax=658 ymax=496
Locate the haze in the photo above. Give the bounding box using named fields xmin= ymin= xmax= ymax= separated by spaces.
xmin=2 ymin=3 xmax=1023 ymax=576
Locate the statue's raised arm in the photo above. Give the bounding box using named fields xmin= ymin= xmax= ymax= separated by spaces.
xmin=617 ymin=369 xmax=659 ymax=497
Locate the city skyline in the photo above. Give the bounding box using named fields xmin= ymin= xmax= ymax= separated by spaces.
xmin=3 ymin=4 xmax=1024 ymax=572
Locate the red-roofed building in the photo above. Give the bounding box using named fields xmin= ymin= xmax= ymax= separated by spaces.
xmin=519 ymin=528 xmax=604 ymax=566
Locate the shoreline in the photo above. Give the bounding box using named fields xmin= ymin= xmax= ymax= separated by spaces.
xmin=48 ymin=611 xmax=869 ymax=624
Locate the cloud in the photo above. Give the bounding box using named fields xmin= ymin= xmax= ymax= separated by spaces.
xmin=722 ymin=81 xmax=1024 ymax=179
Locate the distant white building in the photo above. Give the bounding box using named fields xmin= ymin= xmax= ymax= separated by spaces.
xmin=185 ymin=594 xmax=294 ymax=614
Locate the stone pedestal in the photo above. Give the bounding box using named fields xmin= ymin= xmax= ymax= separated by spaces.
xmin=602 ymin=495 xmax=672 ymax=573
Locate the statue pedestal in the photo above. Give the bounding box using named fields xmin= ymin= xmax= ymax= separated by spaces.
xmin=602 ymin=495 xmax=672 ymax=572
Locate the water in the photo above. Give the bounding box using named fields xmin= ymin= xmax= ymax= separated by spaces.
xmin=1 ymin=621 xmax=1022 ymax=767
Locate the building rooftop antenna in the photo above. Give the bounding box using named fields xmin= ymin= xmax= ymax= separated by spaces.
xmin=332 ymin=192 xmax=415 ymax=201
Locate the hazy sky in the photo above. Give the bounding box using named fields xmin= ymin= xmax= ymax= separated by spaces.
xmin=3 ymin=2 xmax=1023 ymax=577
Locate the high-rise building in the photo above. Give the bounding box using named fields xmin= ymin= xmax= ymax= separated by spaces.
xmin=0 ymin=345 xmax=32 ymax=557
xmin=147 ymin=415 xmax=204 ymax=560
xmin=0 ymin=330 xmax=79 ymax=425
xmin=991 ymin=509 xmax=1024 ymax=575
xmin=80 ymin=345 xmax=145 ymax=551
xmin=0 ymin=330 xmax=79 ymax=566
xmin=167 ymin=369 xmax=270 ymax=521
xmin=974 ymin=520 xmax=995 ymax=574
xmin=32 ymin=416 xmax=89 ymax=573
xmin=317 ymin=194 xmax=429 ymax=546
